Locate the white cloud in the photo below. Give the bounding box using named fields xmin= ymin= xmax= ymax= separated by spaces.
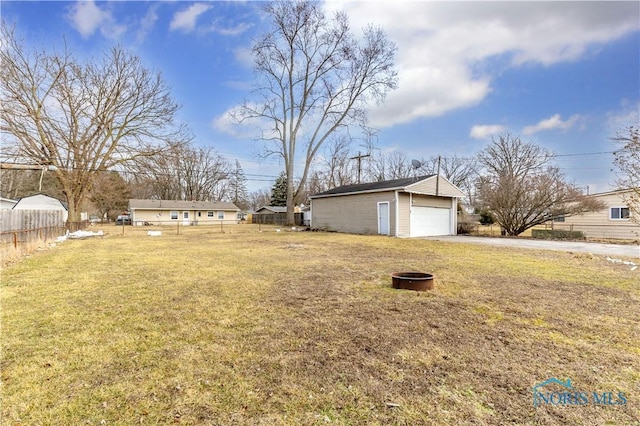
xmin=606 ymin=101 xmax=640 ymax=131
xmin=170 ymin=3 xmax=212 ymax=33
xmin=212 ymin=105 xmax=266 ymax=140
xmin=522 ymin=114 xmax=581 ymax=135
xmin=470 ymin=124 xmax=507 ymax=139
xmin=323 ymin=1 xmax=640 ymax=128
xmin=233 ymin=46 xmax=254 ymax=69
xmin=67 ymin=1 xmax=107 ymax=38
xmin=209 ymin=21 xmax=253 ymax=37
xmin=67 ymin=1 xmax=125 ymax=39
xmin=136 ymin=5 xmax=159 ymax=43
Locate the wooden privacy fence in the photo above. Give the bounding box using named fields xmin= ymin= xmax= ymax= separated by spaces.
xmin=1 ymin=209 xmax=68 ymax=248
xmin=252 ymin=212 xmax=305 ymax=226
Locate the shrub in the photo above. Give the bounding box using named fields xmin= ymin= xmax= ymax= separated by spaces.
xmin=531 ymin=229 xmax=585 ymax=240
xmin=457 ymin=222 xmax=475 ymax=235
xmin=479 ymin=210 xmax=495 ymax=225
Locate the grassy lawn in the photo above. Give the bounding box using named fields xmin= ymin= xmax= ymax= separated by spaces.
xmin=1 ymin=225 xmax=639 ymax=425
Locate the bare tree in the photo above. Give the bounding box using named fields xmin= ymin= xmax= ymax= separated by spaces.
xmin=426 ymin=155 xmax=479 ymax=205
xmin=179 ymin=146 xmax=231 ymax=201
xmin=127 ymin=142 xmax=185 ymax=200
xmin=235 ymin=0 xmax=397 ymax=224
xmin=321 ymin=135 xmax=358 ymax=188
xmin=302 ymin=170 xmax=327 ymax=203
xmin=248 ymin=188 xmax=272 ymax=211
xmin=0 ymin=23 xmax=185 ymax=221
xmin=370 ymin=151 xmax=414 ymax=181
xmin=129 ymin=143 xmax=231 ymax=201
xmin=477 ymin=134 xmax=603 ymax=236
xmin=612 ymin=125 xmax=640 ymax=224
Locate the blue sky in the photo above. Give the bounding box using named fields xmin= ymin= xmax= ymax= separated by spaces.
xmin=2 ymin=1 xmax=639 ymax=193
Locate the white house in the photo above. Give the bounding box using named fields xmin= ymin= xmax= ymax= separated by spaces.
xmin=549 ymin=188 xmax=639 ymax=240
xmin=128 ymin=199 xmax=240 ymax=226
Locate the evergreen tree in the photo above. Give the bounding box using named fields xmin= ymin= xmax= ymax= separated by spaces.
xmin=90 ymin=171 xmax=131 ymax=221
xmin=270 ymin=172 xmax=287 ymax=206
xmin=230 ymin=160 xmax=250 ymax=210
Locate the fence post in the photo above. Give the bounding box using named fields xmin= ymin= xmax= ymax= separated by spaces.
xmin=13 ymin=232 xmax=17 ymax=248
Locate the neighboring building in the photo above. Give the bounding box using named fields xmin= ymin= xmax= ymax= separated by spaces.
xmin=254 ymin=206 xmax=287 ymax=214
xmin=547 ymin=189 xmax=640 ymax=240
xmin=252 ymin=205 xmax=301 ymax=225
xmin=12 ymin=193 xmax=68 ymax=222
xmin=310 ymin=175 xmax=465 ymax=237
xmin=128 ymin=199 xmax=240 ymax=226
xmin=0 ymin=197 xmax=17 ymax=209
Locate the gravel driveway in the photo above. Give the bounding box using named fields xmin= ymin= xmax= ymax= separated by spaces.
xmin=423 ymin=235 xmax=640 ymax=259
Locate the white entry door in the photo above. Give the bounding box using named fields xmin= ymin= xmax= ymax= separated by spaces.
xmin=378 ymin=202 xmax=390 ymax=235
xmin=182 ymin=211 xmax=190 ymax=226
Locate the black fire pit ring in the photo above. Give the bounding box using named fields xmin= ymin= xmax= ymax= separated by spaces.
xmin=391 ymin=272 xmax=435 ymax=291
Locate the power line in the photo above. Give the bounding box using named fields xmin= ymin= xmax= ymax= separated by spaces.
xmin=551 ymin=151 xmax=615 ymax=158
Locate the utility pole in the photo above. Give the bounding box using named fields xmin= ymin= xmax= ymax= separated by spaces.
xmin=350 ymin=151 xmax=370 ymax=184
xmin=0 ymin=163 xmax=57 ymax=171
xmin=1 ymin=163 xmax=58 ymax=192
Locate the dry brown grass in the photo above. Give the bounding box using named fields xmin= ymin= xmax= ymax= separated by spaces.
xmin=1 ymin=224 xmax=639 ymax=425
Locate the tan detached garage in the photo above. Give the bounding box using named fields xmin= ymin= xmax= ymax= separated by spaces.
xmin=309 ymin=175 xmax=465 ymax=237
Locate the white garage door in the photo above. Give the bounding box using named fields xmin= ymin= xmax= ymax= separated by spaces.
xmin=410 ymin=206 xmax=451 ymax=237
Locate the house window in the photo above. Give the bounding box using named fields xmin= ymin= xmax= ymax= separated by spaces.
xmin=610 ymin=207 xmax=630 ymax=220
xmin=198 ymin=211 xmax=201 ymax=217
xmin=553 ymin=215 xmax=565 ymax=223
xmin=207 ymin=211 xmax=214 ymax=218
xmin=170 ymin=211 xmax=178 ymax=220
xmin=218 ymin=211 xmax=225 ymax=220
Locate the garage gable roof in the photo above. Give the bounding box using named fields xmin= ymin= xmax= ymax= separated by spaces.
xmin=310 ymin=175 xmax=464 ymax=198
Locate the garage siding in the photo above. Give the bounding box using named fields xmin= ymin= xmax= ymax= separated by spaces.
xmin=311 ymin=191 xmax=397 ymax=235
xmin=397 ymin=193 xmax=411 ymax=237
xmin=407 ymin=178 xmax=463 ymax=198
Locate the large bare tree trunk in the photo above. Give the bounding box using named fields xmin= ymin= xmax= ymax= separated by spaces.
xmin=234 ymin=0 xmax=397 ymax=225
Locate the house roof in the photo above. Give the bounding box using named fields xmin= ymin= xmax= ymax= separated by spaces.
xmin=586 ymin=188 xmax=637 ymax=198
xmin=310 ymin=174 xmax=466 ymax=199
xmin=255 ymin=206 xmax=287 ymax=213
xmin=312 ymin=175 xmax=435 ymax=197
xmin=129 ymin=199 xmax=239 ymax=211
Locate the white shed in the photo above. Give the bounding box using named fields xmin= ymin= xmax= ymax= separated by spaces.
xmin=12 ymin=194 xmax=69 ymax=222
xmin=0 ymin=197 xmax=17 ymax=210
